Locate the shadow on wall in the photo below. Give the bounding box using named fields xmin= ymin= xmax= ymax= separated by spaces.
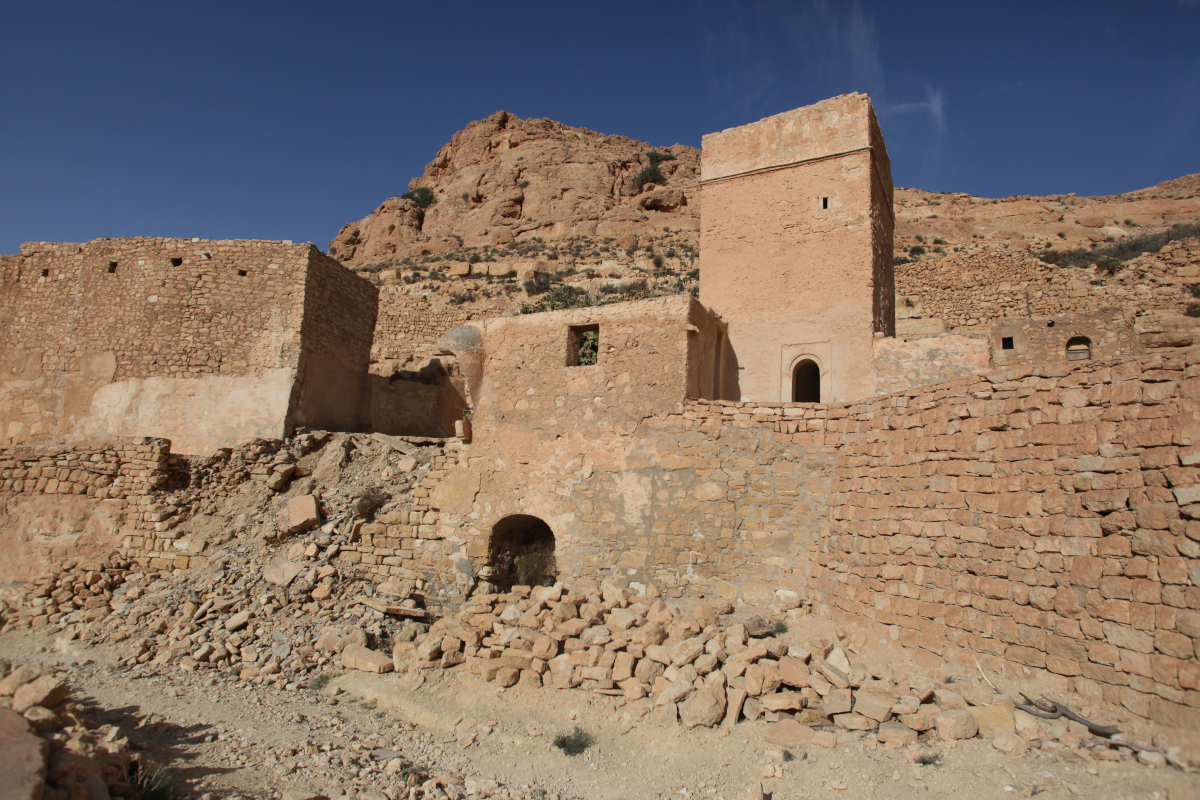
xmin=367 ymin=358 xmax=466 ymax=438
xmin=476 ymin=514 xmax=558 ymax=593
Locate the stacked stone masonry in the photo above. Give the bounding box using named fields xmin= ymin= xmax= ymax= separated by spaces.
xmin=372 ymin=286 xmax=511 ymax=368
xmin=896 ymin=237 xmax=1200 ymax=331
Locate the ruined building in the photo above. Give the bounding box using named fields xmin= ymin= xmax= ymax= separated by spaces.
xmin=1 ymin=94 xmax=1198 ymax=731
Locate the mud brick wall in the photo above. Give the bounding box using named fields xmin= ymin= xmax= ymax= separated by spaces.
xmin=895 ymin=237 xmax=1200 ymax=331
xmin=814 ymin=350 xmax=1200 ymax=730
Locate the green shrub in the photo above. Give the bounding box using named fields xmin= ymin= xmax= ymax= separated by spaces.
xmin=646 ymin=150 xmax=676 ymax=166
xmin=1037 ymin=222 xmax=1200 ymax=270
xmin=401 ymin=187 xmax=436 ymax=208
xmin=553 ymin=726 xmax=594 ymax=756
xmin=577 ymin=330 xmax=599 ymax=366
xmin=909 ymin=245 xmax=926 ymax=256
xmin=518 ymin=180 xmax=530 ymax=188
xmin=632 ymin=164 xmax=666 ymax=192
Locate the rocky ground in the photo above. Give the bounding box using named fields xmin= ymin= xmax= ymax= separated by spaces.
xmin=2 ymin=617 xmax=1197 ymax=800
xmin=2 ymin=432 xmax=1198 ymax=799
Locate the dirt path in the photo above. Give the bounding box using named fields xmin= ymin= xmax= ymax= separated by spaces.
xmin=3 ymin=630 xmax=1193 ymax=800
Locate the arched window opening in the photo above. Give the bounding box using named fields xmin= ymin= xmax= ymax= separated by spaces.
xmin=793 ymin=360 xmax=821 ymax=403
xmin=1066 ymin=336 xmax=1092 ymax=362
xmin=486 ymin=515 xmax=557 ymax=591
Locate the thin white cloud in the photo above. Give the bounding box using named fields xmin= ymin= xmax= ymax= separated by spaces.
xmin=888 ymin=87 xmax=947 ymax=131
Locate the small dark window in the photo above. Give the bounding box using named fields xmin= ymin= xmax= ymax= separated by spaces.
xmin=41 ymin=269 xmax=49 ymax=278
xmin=1066 ymin=336 xmax=1092 ymax=362
xmin=237 ymin=269 xmax=248 ymax=277
xmin=170 ymin=257 xmax=182 ymax=267
xmin=821 ymin=196 xmax=829 ymax=210
xmin=107 ymin=261 xmax=118 ymax=273
xmin=1001 ymin=336 xmax=1014 ymax=350
xmin=568 ymin=324 xmax=599 ymax=366
xmin=1046 ymin=320 xmax=1055 ymax=328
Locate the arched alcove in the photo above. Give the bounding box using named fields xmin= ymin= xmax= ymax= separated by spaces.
xmin=793 ymin=359 xmax=821 ymax=403
xmin=1066 ymin=336 xmax=1092 ymax=362
xmin=487 ymin=514 xmax=558 ymax=590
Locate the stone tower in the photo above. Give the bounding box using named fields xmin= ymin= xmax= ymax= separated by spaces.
xmin=699 ymin=93 xmax=894 ymax=404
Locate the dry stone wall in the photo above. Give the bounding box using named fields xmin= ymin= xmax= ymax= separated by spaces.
xmin=0 ymin=437 xmax=173 ymax=581
xmin=372 ymin=286 xmax=511 ymax=369
xmin=896 ymin=237 xmax=1200 ymax=331
xmin=814 ymin=350 xmax=1200 ymax=731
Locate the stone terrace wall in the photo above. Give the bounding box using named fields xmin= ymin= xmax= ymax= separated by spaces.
xmin=896 ymin=237 xmax=1200 ymax=330
xmin=372 ymin=286 xmax=511 ymax=370
xmin=814 ymin=350 xmax=1200 ymax=730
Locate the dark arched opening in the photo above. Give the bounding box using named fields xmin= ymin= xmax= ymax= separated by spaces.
xmin=793 ymin=360 xmax=821 ymax=403
xmin=487 ymin=514 xmax=557 ymax=591
xmin=1066 ymin=336 xmax=1092 ymax=362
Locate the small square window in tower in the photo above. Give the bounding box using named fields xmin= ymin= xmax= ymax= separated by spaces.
xmin=1001 ymin=336 xmax=1014 ymax=350
xmin=107 ymin=262 xmax=118 ymax=273
xmin=567 ymin=324 xmax=599 ymax=366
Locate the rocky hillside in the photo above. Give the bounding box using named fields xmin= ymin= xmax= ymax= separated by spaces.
xmin=893 ymin=175 xmax=1200 ymax=264
xmin=330 ymin=111 xmax=700 ymax=270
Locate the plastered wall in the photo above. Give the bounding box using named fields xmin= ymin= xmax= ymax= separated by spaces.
xmin=699 ymin=93 xmax=894 ymax=404
xmin=0 ymin=238 xmax=378 ymax=454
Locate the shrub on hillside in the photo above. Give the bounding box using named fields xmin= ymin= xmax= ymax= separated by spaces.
xmin=401 ymin=186 xmax=437 ymax=208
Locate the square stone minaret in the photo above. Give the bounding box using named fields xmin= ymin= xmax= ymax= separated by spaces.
xmin=699 ymin=93 xmax=894 ymax=404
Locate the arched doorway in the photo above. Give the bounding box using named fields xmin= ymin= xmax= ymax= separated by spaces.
xmin=1066 ymin=336 xmax=1092 ymax=362
xmin=486 ymin=515 xmax=557 ymax=591
xmin=793 ymin=360 xmax=821 ymax=402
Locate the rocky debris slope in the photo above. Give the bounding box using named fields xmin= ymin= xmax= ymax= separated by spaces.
xmin=0 ymin=660 xmax=135 ymax=800
xmin=330 ymin=111 xmax=700 ymax=267
xmin=362 ymin=580 xmax=1196 ymax=770
xmin=1 ymin=432 xmax=451 ymax=696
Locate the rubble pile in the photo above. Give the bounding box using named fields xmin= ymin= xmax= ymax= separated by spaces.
xmin=0 ymin=432 xmax=448 ymax=690
xmin=379 ymin=580 xmax=1191 ymax=768
xmin=0 ymin=660 xmax=136 ymax=800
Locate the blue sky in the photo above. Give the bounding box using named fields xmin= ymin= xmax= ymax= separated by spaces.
xmin=2 ymin=1 xmax=1197 ymax=253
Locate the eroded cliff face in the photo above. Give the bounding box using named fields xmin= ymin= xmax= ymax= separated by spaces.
xmin=329 ymin=111 xmax=701 ymax=268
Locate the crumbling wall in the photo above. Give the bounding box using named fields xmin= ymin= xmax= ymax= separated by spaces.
xmin=372 ymin=286 xmax=511 ymax=371
xmin=0 ymin=438 xmax=169 ymax=581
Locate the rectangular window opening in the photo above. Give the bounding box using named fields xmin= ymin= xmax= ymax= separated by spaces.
xmin=170 ymin=257 xmax=182 ymax=267
xmin=237 ymin=269 xmax=248 ymax=277
xmin=821 ymin=196 xmax=829 ymax=210
xmin=567 ymin=324 xmax=599 ymax=367
xmin=41 ymin=269 xmax=49 ymax=278
xmin=107 ymin=261 xmax=117 ymax=273
xmin=1001 ymin=336 xmax=1014 ymax=350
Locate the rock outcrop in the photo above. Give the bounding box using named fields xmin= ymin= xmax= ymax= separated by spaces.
xmin=330 ymin=111 xmax=700 ymax=268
